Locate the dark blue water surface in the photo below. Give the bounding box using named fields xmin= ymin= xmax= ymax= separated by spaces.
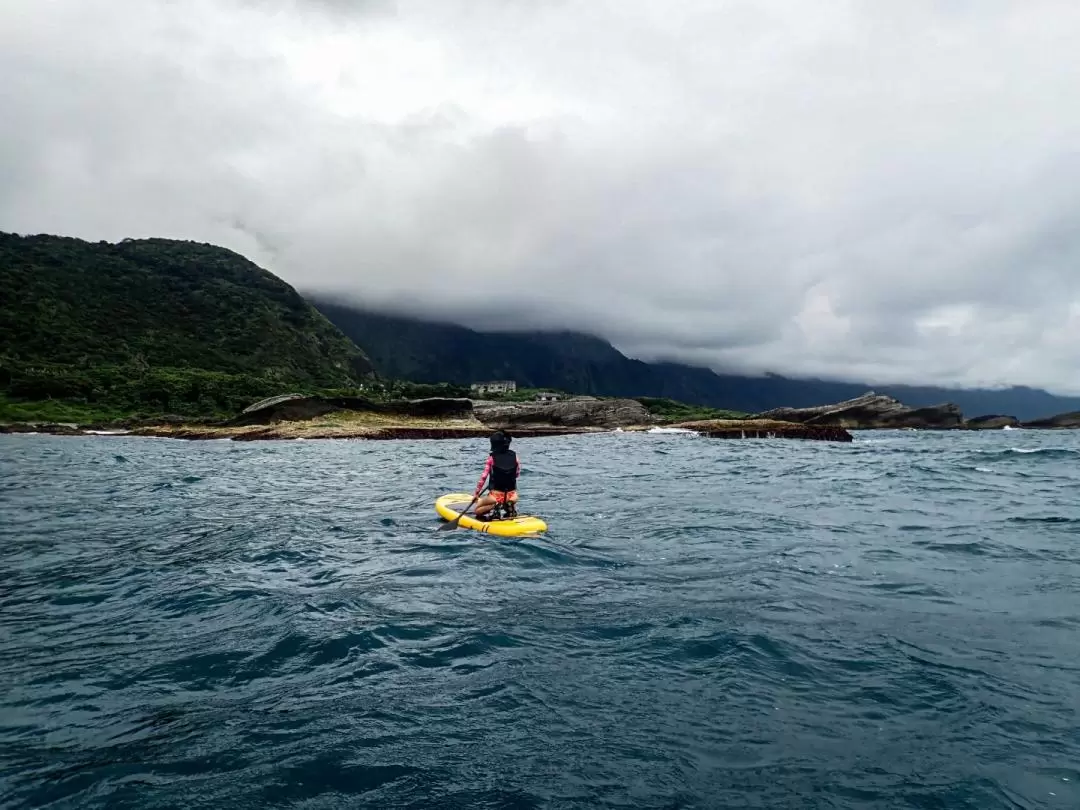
xmin=2 ymin=429 xmax=1079 ymax=809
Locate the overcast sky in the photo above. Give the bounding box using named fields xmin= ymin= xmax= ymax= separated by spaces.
xmin=3 ymin=1 xmax=1080 ymax=392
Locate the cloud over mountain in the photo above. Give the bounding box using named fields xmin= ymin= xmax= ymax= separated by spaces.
xmin=3 ymin=0 xmax=1079 ymax=392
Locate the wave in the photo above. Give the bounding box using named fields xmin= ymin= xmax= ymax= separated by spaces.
xmin=1005 ymin=515 xmax=1080 ymax=526
xmin=971 ymin=447 xmax=1080 ymax=462
xmin=5 ymin=431 xmax=1080 ymax=810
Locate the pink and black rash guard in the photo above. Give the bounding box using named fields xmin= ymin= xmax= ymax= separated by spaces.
xmin=475 ymin=449 xmax=520 ymax=495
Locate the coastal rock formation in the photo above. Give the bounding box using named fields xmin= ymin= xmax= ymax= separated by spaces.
xmin=754 ymin=392 xmax=964 ymax=429
xmin=241 ymin=393 xmax=308 ymax=415
xmin=130 ymin=424 xmax=599 ymax=441
xmin=356 ymin=426 xmax=595 ymax=441
xmin=0 ymin=422 xmax=84 ymax=436
xmin=1022 ymin=411 xmax=1080 ymax=429
xmin=671 ymin=419 xmax=853 ymax=443
xmin=231 ymin=395 xmax=474 ymax=426
xmin=473 ymin=398 xmax=654 ymax=429
xmin=964 ymin=414 xmax=1021 ymax=430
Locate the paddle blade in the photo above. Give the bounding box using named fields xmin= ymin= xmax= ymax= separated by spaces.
xmin=437 ymin=495 xmax=478 ymax=531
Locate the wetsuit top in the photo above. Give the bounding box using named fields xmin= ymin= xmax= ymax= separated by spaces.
xmin=475 ymin=449 xmax=520 ymax=496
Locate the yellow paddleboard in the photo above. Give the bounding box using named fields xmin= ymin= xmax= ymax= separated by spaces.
xmin=435 ymin=493 xmax=547 ymax=536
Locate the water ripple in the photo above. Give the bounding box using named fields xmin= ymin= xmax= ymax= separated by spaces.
xmin=2 ymin=430 xmax=1080 ymax=808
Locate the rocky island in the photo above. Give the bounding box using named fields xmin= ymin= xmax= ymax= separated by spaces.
xmin=1022 ymin=411 xmax=1080 ymax=429
xmin=754 ymin=392 xmax=964 ymax=429
xmin=751 ymin=392 xmax=1080 ymax=431
xmin=962 ymin=414 xmax=1022 ymax=430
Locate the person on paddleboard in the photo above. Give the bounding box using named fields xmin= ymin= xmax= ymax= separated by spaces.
xmin=473 ymin=430 xmax=519 ymax=521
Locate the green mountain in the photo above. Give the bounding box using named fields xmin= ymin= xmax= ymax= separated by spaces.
xmin=310 ymin=300 xmax=1080 ymax=421
xmin=6 ymin=230 xmax=1078 ymax=424
xmin=1 ymin=232 xmax=372 ymax=419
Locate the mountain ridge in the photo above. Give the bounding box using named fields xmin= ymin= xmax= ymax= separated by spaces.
xmin=1 ymin=232 xmax=372 ymax=381
xmin=4 ymin=228 xmax=1077 ymax=424
xmin=309 ymin=299 xmax=1080 ymax=422
xmin=1 ymin=232 xmax=373 ymax=418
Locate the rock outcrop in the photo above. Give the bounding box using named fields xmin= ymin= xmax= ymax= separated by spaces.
xmin=671 ymin=419 xmax=853 ymax=442
xmin=222 ymin=425 xmax=592 ymax=442
xmin=1022 ymin=411 xmax=1080 ymax=429
xmin=0 ymin=422 xmax=84 ymax=436
xmin=357 ymin=426 xmax=594 ymax=441
xmin=963 ymin=414 xmax=1020 ymax=430
xmin=230 ymin=395 xmax=474 ymax=426
xmin=233 ymin=394 xmax=652 ymax=430
xmin=754 ymin=392 xmax=963 ymax=429
xmin=473 ymin=398 xmax=654 ymax=429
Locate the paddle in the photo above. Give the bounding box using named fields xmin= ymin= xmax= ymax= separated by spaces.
xmin=438 ymin=493 xmax=480 ymax=531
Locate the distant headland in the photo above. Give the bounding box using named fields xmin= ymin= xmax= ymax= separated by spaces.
xmin=2 ymin=230 xmax=1078 ymax=442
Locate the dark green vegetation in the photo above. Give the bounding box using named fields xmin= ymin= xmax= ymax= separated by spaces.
xmin=0 ymin=365 xmax=370 ymax=424
xmin=0 ymin=393 xmax=134 ymax=426
xmin=633 ymin=397 xmax=747 ymax=422
xmin=1 ymin=232 xmax=373 ymax=421
xmin=311 ymin=301 xmax=1080 ymax=421
xmin=2 ymin=233 xmax=371 ymax=380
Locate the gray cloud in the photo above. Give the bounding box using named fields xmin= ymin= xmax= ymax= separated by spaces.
xmin=3 ymin=0 xmax=1080 ymax=392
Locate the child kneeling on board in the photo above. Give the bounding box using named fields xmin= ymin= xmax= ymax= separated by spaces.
xmin=474 ymin=430 xmax=519 ymax=520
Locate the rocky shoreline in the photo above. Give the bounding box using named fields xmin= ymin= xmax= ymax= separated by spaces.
xmin=669 ymin=419 xmax=854 ymax=442
xmin=0 ymin=419 xmax=851 ymax=443
xmin=126 ymin=423 xmax=601 ymax=442
xmin=0 ymin=394 xmax=854 ymax=443
xmin=4 ymin=391 xmax=1078 ymax=443
xmin=752 ymin=392 xmax=1080 ymax=431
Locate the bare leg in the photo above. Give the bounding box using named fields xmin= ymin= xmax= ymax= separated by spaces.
xmin=474 ymin=495 xmax=497 ymax=516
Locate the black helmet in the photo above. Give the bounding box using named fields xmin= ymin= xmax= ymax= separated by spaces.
xmin=490 ymin=430 xmax=511 ymax=450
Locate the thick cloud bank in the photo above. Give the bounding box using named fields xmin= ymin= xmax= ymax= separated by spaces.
xmin=3 ymin=0 xmax=1079 ymax=392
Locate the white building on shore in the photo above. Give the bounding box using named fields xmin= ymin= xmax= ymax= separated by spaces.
xmin=470 ymin=380 xmax=517 ymax=395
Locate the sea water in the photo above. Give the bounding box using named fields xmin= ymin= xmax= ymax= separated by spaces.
xmin=1 ymin=430 xmax=1078 ymax=808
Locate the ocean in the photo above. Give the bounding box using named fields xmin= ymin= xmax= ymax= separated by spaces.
xmin=1 ymin=430 xmax=1078 ymax=809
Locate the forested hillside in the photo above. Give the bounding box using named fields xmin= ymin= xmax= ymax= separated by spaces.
xmin=1 ymin=233 xmax=372 ymax=419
